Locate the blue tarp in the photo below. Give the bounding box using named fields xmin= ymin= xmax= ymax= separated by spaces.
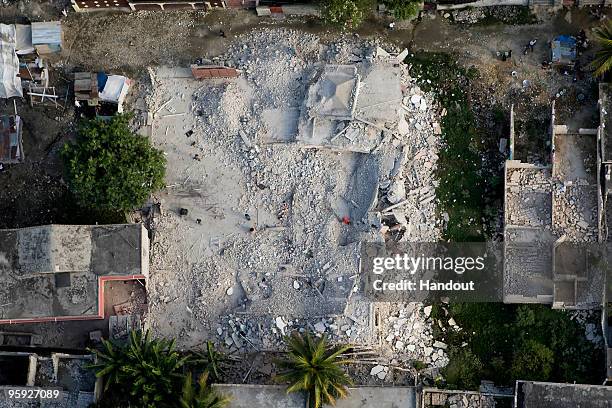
xmin=551 ymin=35 xmax=577 ymax=65
xmin=97 ymin=71 xmax=108 ymax=92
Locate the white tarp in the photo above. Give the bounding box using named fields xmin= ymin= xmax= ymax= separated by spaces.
xmin=99 ymin=75 xmax=130 ymax=113
xmin=0 ymin=24 xmax=23 ymax=99
xmin=15 ymin=24 xmax=34 ymax=55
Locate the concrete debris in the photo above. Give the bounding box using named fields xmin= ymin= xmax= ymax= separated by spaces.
xmin=143 ymin=29 xmax=444 ymax=378
xmin=445 ymin=393 xmax=495 ymax=408
xmin=369 ymin=364 xmax=389 ymax=380
xmin=380 ymin=304 xmax=449 ymax=369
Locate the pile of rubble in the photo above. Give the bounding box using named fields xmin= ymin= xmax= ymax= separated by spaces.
xmin=505 ymin=168 xmax=552 ymax=227
xmin=552 ymin=184 xmax=597 ymax=242
xmin=571 ymin=310 xmax=606 ymax=347
xmin=379 ymin=85 xmax=443 ymax=242
xmin=445 ymin=393 xmax=496 ymax=408
xmin=144 ymin=28 xmax=445 ymax=376
xmin=444 ymin=9 xmax=486 ymax=25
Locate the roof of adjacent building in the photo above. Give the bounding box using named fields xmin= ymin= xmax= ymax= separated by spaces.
xmin=516 ymin=381 xmax=612 ymax=408
xmin=0 ymin=224 xmax=149 ymax=323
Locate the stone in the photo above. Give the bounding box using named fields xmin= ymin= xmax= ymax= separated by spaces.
xmin=226 ymin=287 xmax=234 ymax=296
xmin=423 ymin=305 xmax=432 ymax=317
xmin=275 ymin=317 xmax=287 ymax=335
xmin=370 ymin=365 xmax=385 ymax=376
xmin=293 ymin=280 xmax=300 ymax=289
xmin=407 ymin=344 xmax=416 ymax=352
xmin=314 ymin=321 xmax=326 ymax=333
xmin=387 ymin=179 xmax=406 ymax=204
xmin=433 ymin=341 xmax=448 ymax=349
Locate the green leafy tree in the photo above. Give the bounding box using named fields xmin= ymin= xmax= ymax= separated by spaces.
xmin=321 ymin=0 xmax=374 ymax=30
xmin=276 ymin=332 xmax=353 ymax=408
xmin=511 ymin=339 xmax=554 ymax=381
xmin=179 ymin=372 xmax=231 ymax=408
xmin=62 ymin=114 xmax=166 ymax=212
xmin=89 ymin=330 xmax=189 ymax=408
xmin=592 ymin=21 xmax=612 ymax=77
xmin=442 ymin=347 xmax=484 ymax=390
xmin=383 ymin=0 xmax=421 ymax=20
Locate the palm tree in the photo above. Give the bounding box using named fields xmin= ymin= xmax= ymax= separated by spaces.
xmin=88 ymin=330 xmax=189 ymax=408
xmin=592 ymin=21 xmax=612 ymax=77
xmin=276 ymin=332 xmax=353 ymax=408
xmin=190 ymin=341 xmax=226 ymax=381
xmin=179 ymin=371 xmax=232 ymax=408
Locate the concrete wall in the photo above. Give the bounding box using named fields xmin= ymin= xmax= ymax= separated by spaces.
xmin=213 ymin=384 xmax=417 ymax=408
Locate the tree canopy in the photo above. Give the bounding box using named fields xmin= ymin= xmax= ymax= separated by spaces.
xmin=320 ymin=0 xmax=374 ymax=30
xmin=592 ymin=20 xmax=612 ymax=77
xmin=62 ymin=115 xmax=166 ymax=212
xmin=383 ymin=0 xmax=421 ymax=20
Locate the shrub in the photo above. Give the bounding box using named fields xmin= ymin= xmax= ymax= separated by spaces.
xmin=442 ymin=347 xmax=483 ymax=390
xmin=383 ymin=0 xmax=421 ymax=20
xmin=511 ymin=340 xmax=554 ymax=381
xmin=89 ymin=331 xmax=188 ymax=407
xmin=62 ymin=115 xmax=166 ymax=212
xmin=320 ymin=0 xmax=374 ymax=29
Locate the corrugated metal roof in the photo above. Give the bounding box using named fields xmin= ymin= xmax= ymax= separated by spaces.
xmin=31 ymin=21 xmax=62 ymax=45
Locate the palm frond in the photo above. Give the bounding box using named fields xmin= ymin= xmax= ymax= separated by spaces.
xmin=276 ymin=332 xmax=353 ymax=408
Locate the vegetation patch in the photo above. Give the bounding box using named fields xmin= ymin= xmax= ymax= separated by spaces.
xmin=89 ymin=331 xmax=230 ymax=408
xmin=383 ymin=0 xmax=422 ymax=20
xmin=406 ymin=52 xmax=502 ymax=242
xmin=431 ymin=303 xmax=604 ymax=389
xmin=320 ymin=0 xmax=374 ymax=30
xmin=475 ymin=6 xmax=538 ymax=26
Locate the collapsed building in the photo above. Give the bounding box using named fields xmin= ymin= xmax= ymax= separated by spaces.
xmin=504 ymin=84 xmax=612 ymax=381
xmin=142 ymin=29 xmax=445 ymax=371
xmin=0 ymin=351 xmax=99 ymax=408
xmin=504 ymin=102 xmax=604 ymax=309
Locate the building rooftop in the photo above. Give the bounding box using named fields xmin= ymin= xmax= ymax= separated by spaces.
xmin=516 ymin=381 xmax=612 ymax=408
xmin=0 ymin=224 xmax=149 ymax=324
